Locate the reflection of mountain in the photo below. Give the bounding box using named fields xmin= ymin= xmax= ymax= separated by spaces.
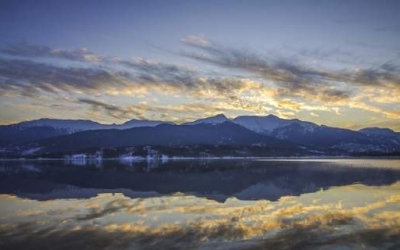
xmin=2 ymin=182 xmax=400 ymax=250
xmin=235 ymin=182 xmax=291 ymax=201
xmin=1 ymin=160 xmax=400 ymax=202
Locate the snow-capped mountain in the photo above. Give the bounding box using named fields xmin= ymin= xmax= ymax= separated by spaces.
xmin=25 ymin=121 xmax=294 ymax=154
xmin=232 ymin=115 xmax=400 ymax=152
xmin=2 ymin=114 xmax=400 ymax=156
xmin=117 ymin=119 xmax=173 ymax=129
xmin=15 ymin=118 xmax=170 ymax=132
xmin=232 ymin=114 xmax=318 ymax=135
xmin=359 ymin=127 xmax=400 ymax=147
xmin=17 ymin=118 xmax=106 ymax=133
xmin=0 ymin=118 xmax=171 ymax=146
xmin=359 ymin=127 xmax=399 ymax=137
xmin=183 ymin=114 xmax=229 ymax=125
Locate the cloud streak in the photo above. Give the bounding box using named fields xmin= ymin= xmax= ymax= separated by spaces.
xmin=1 ymin=43 xmax=263 ymax=99
xmin=182 ymin=35 xmax=400 ymax=103
xmin=1 ymin=40 xmax=400 ymax=127
xmin=0 ymin=48 xmax=280 ymax=121
xmin=0 ymin=56 xmax=263 ymax=100
xmin=77 ymin=98 xmax=257 ymax=123
xmin=182 ymin=36 xmax=353 ymax=101
xmin=77 ymin=98 xmax=146 ymax=120
xmin=1 ymin=43 xmax=103 ymax=62
xmin=0 ymin=58 xmax=131 ymax=97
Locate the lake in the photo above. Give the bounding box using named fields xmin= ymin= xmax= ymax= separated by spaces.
xmin=1 ymin=158 xmax=400 ymax=249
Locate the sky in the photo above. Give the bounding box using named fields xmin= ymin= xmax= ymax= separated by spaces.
xmin=0 ymin=0 xmax=400 ymax=130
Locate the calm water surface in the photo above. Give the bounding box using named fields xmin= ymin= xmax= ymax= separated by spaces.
xmin=1 ymin=158 xmax=400 ymax=249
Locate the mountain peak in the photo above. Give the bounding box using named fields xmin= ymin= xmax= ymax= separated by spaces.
xmin=123 ymin=118 xmax=162 ymax=125
xmin=359 ymin=127 xmax=397 ymax=137
xmin=232 ymin=114 xmax=286 ymax=134
xmin=266 ymin=114 xmax=279 ymax=119
xmin=212 ymin=114 xmax=228 ymax=120
xmin=17 ymin=118 xmax=100 ymax=128
xmin=184 ymin=114 xmax=229 ymax=125
xmin=120 ymin=119 xmax=172 ymax=129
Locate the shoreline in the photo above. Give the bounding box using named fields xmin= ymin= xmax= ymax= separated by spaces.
xmin=1 ymin=155 xmax=400 ymax=162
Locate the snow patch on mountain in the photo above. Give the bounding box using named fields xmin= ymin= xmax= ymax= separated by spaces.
xmin=232 ymin=115 xmax=318 ymax=135
xmin=330 ymin=142 xmax=392 ymax=153
xmin=184 ymin=114 xmax=228 ymax=125
xmin=119 ymin=119 xmax=171 ymax=129
xmin=17 ymin=118 xmax=103 ymax=133
xmin=232 ymin=115 xmax=287 ymax=134
xmin=359 ymin=127 xmax=398 ymax=137
xmin=15 ymin=118 xmax=170 ymax=133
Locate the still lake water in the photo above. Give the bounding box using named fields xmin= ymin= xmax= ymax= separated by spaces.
xmin=0 ymin=158 xmax=400 ymax=249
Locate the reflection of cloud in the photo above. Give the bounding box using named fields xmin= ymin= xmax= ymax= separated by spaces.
xmin=249 ymin=222 xmax=400 ymax=250
xmin=1 ymin=181 xmax=400 ymax=249
xmin=77 ymin=198 xmax=133 ymax=221
xmin=1 ymin=209 xmax=398 ymax=250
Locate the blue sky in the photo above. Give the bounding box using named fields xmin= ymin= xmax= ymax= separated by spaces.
xmin=0 ymin=0 xmax=400 ymax=130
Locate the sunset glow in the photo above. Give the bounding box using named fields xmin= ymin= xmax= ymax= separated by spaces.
xmin=1 ymin=0 xmax=399 ymax=130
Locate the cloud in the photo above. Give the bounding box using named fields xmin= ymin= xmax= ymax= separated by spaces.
xmin=119 ymin=58 xmax=253 ymax=95
xmin=0 ymin=58 xmax=132 ymax=97
xmin=0 ymin=50 xmax=281 ymax=122
xmin=181 ymin=35 xmax=211 ymax=48
xmin=1 ymin=43 xmax=264 ymax=98
xmin=276 ymin=99 xmax=301 ymax=111
xmin=2 ymin=41 xmax=400 ymax=127
xmin=350 ymin=66 xmax=400 ymax=88
xmin=182 ymin=35 xmax=400 ymax=104
xmin=77 ymin=98 xmax=147 ymax=120
xmin=1 ymin=43 xmax=103 ymax=62
xmin=347 ymin=100 xmax=400 ymax=120
xmin=182 ymin=36 xmax=353 ymax=102
xmin=3 ymin=41 xmax=400 ymax=104
xmin=77 ymin=98 xmax=262 ymax=123
xmin=300 ymin=48 xmax=353 ymax=59
xmin=0 ymin=56 xmax=264 ymax=102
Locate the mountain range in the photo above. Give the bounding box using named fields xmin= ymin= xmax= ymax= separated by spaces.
xmin=1 ymin=114 xmax=400 ymax=157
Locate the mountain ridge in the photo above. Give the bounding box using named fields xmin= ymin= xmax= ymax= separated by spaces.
xmin=5 ymin=114 xmax=399 ymax=133
xmin=1 ymin=114 xmax=400 ymax=157
xmin=21 ymin=121 xmax=297 ymax=154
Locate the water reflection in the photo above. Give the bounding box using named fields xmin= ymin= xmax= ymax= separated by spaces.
xmin=0 ymin=159 xmax=400 ymax=202
xmin=1 ymin=159 xmax=400 ymax=249
xmin=0 ymin=181 xmax=400 ymax=249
